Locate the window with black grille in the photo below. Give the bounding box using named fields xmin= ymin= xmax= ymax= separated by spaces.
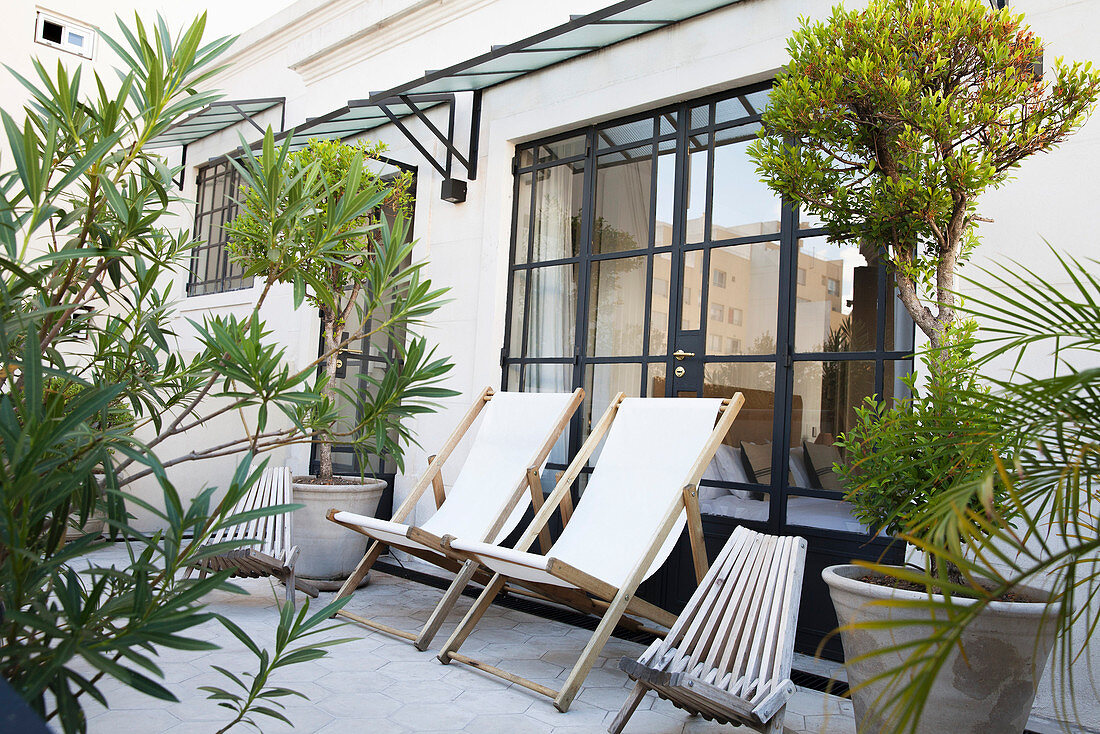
xmin=188 ymin=160 xmax=251 ymax=296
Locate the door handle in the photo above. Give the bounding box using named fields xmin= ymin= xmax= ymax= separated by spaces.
xmin=673 ymin=350 xmax=696 ymax=361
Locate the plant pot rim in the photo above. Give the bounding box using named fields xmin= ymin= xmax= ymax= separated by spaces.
xmin=822 ymin=563 xmax=1052 ymax=613
xmin=292 ymin=476 xmax=388 ymax=490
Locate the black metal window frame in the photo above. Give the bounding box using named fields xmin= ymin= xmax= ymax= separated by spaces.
xmin=188 ymin=159 xmax=253 ymax=297
xmin=502 ymin=79 xmax=916 ymax=540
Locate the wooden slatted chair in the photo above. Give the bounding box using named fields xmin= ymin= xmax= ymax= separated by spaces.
xmin=194 ymin=465 xmax=318 ymax=609
xmin=326 ymin=387 xmax=584 ymax=650
xmin=436 ymin=393 xmax=746 ymax=713
xmin=609 ymin=525 xmax=807 ymax=734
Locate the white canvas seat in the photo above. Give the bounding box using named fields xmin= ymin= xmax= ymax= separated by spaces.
xmin=327 ymin=387 xmax=583 ymax=650
xmin=192 ymin=465 xmax=318 ymax=609
xmin=438 ymin=393 xmax=746 ymax=713
xmin=610 ymin=525 xmax=807 ymax=734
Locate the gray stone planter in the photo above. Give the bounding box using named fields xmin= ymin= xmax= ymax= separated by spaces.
xmin=823 ymin=564 xmax=1055 ymax=734
xmin=292 ymin=477 xmax=386 ymax=588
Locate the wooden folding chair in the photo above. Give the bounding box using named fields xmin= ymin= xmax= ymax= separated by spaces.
xmin=436 ymin=393 xmax=746 ymax=712
xmin=609 ymin=525 xmax=807 ymax=734
xmin=326 ymin=387 xmax=584 ymax=650
xmin=193 ymin=465 xmax=318 ymax=609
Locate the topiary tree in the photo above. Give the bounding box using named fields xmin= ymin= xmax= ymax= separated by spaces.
xmin=748 ymin=0 xmax=1100 ymax=350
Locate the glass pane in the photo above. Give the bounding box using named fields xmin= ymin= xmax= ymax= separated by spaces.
xmin=680 ymin=250 xmax=704 ymax=331
xmin=583 ymin=363 xmax=642 ymax=464
xmin=593 ymin=147 xmax=653 ymax=254
xmin=526 ymin=265 xmax=576 ymax=358
xmin=505 ymin=364 xmax=521 ymax=391
xmin=794 ymin=237 xmax=877 ymax=353
xmin=685 ymin=134 xmax=707 ymax=244
xmin=698 ymin=362 xmax=775 ymax=521
xmin=532 ymin=163 xmax=584 ymax=261
xmin=710 ymin=129 xmax=781 ymax=240
xmin=884 ymin=359 xmax=913 ymax=404
xmin=689 ymin=103 xmax=710 ymax=131
xmin=650 ymin=252 xmax=671 ymax=354
xmin=742 ymin=89 xmax=771 ymax=116
xmin=517 ymin=147 xmax=535 ymax=169
xmin=525 ymin=363 xmax=572 ymax=393
xmin=654 ymin=146 xmax=676 ymax=248
xmin=715 ymin=96 xmax=749 ymax=125
xmin=786 ymin=496 xmax=871 ymax=534
xmin=599 ymin=118 xmax=654 ymax=149
xmin=514 ymin=172 xmax=533 ymax=265
xmin=538 ymin=135 xmax=585 ymax=163
xmin=888 ymin=285 xmax=915 ymax=352
xmin=646 ymin=362 xmax=666 ymax=398
xmin=705 ymin=242 xmax=780 ymax=356
xmin=507 ymin=271 xmax=526 ymax=355
xmin=588 ymin=256 xmax=648 ymax=357
xmin=658 ymin=111 xmax=677 ymax=137
xmin=791 ymin=360 xmax=878 ymax=491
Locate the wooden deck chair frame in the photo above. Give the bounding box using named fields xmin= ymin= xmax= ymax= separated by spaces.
xmin=192 ymin=465 xmax=319 ymax=610
xmin=609 ymin=526 xmax=807 ymax=734
xmin=326 ymin=386 xmax=584 ymax=650
xmin=435 ymin=392 xmax=746 ymax=713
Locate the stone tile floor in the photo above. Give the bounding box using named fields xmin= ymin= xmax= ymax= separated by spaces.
xmin=78 ymin=543 xmax=855 ymax=734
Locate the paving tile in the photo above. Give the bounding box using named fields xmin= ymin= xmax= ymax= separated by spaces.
xmin=383 ymin=678 xmax=465 ymax=704
xmin=314 ymin=691 xmax=401 ymax=718
xmin=452 ymin=686 xmax=536 ymax=715
xmin=388 ymin=702 xmax=476 ymax=729
xmin=607 ymin=708 xmax=687 ymax=733
xmin=803 ymin=712 xmax=856 ymax=734
xmin=463 ymin=713 xmax=554 ymax=734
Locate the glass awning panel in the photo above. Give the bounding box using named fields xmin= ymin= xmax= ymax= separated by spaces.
xmin=147 ymin=98 xmax=284 ymax=148
xmin=366 ymin=0 xmax=743 ymax=102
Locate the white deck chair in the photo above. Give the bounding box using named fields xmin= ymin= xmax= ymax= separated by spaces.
xmin=193 ymin=465 xmax=318 ymax=609
xmin=609 ymin=525 xmax=807 ymax=734
xmin=326 ymin=387 xmax=583 ymax=650
xmin=436 ymin=393 xmax=746 ymax=712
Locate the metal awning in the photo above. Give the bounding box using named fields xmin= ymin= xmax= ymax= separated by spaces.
xmin=365 ymin=0 xmax=743 ymax=100
xmin=147 ymin=98 xmax=284 ymax=149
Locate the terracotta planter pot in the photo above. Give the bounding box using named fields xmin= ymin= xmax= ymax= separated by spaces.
xmin=291 ymin=477 xmax=386 ymax=585
xmin=823 ymin=564 xmax=1055 ymax=734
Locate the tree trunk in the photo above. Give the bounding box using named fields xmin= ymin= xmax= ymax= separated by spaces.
xmin=317 ymin=307 xmax=340 ymax=482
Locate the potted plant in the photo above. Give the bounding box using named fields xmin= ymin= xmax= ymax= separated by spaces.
xmin=857 ymin=251 xmax=1100 ymax=733
xmin=230 ymin=137 xmax=452 ymax=587
xmin=748 ymin=0 xmax=1100 ymax=731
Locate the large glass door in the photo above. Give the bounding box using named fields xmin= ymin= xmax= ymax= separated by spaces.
xmin=503 ymin=82 xmax=913 ymax=658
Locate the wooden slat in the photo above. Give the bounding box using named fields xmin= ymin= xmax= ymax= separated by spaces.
xmin=526 ymin=467 xmax=552 ymax=554
xmin=682 ymin=484 xmax=708 ymax=584
xmin=428 ymin=455 xmax=446 ymax=509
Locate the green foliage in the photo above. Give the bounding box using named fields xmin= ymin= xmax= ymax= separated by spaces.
xmin=749 ymin=0 xmax=1100 ymax=346
xmin=226 ymin=133 xmax=454 ymax=480
xmin=203 ymin=597 xmax=355 ymax=734
xmin=844 ymin=250 xmax=1100 ymax=731
xmin=0 ymin=13 xmax=387 ymax=732
xmin=836 ymin=323 xmax=1006 ymax=547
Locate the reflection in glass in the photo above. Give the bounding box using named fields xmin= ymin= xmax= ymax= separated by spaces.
xmin=588 ymin=256 xmax=648 ymax=357
xmin=654 ymin=147 xmax=676 ymax=248
xmin=711 ymin=129 xmax=780 ymax=240
xmin=680 ymin=250 xmax=703 ymax=330
xmin=599 ymin=118 xmax=654 ymax=149
xmin=508 ymin=271 xmax=525 ymax=354
xmin=794 ymin=237 xmax=876 ymax=353
xmin=514 ymin=172 xmax=533 ymax=265
xmin=526 ymin=264 xmax=576 ymax=358
xmin=786 ymin=496 xmax=870 ymax=534
xmin=704 ymin=243 xmax=780 ymax=355
xmin=593 ymin=147 xmax=653 ymax=254
xmin=685 ymin=135 xmax=708 ymax=244
xmin=650 ymin=253 xmax=671 ymax=354
xmin=695 ymin=362 xmax=776 ymax=521
xmin=538 ymin=135 xmax=585 ymax=163
xmin=583 ymin=363 xmax=642 ymax=466
xmin=791 ymin=360 xmax=877 ymax=492
xmin=532 ymin=163 xmax=584 ymax=261
xmin=525 ymin=363 xmax=571 ymax=393
xmin=646 ymin=362 xmax=666 ymax=398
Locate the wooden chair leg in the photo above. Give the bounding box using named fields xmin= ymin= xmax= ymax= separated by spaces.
xmin=437 ymin=573 xmax=506 ymax=664
xmin=198 ymin=568 xmax=207 ymax=580
xmin=334 ymin=540 xmax=385 ymax=604
xmin=766 ymin=703 xmax=788 ymax=734
xmin=554 ymin=582 xmax=638 ymax=712
xmin=285 ymin=567 xmax=296 ymax=611
xmin=607 ymin=681 xmax=648 ymax=734
xmin=415 ymin=559 xmax=478 ymax=652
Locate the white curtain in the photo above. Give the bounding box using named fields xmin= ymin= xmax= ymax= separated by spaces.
xmin=527 ymin=165 xmax=576 ymax=392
